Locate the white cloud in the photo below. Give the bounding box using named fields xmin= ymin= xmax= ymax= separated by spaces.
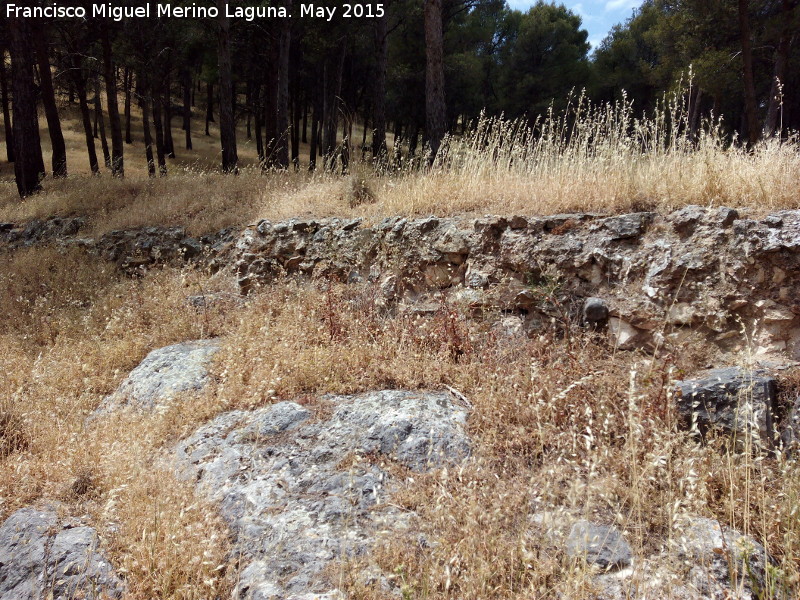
xmin=604 ymin=0 xmax=640 ymax=11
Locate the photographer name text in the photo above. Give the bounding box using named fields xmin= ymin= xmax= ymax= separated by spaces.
xmin=6 ymin=3 xmax=385 ymax=22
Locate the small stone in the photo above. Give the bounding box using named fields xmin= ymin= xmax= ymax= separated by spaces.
xmin=380 ymin=275 xmax=398 ymax=300
xmin=666 ymin=302 xmax=696 ymax=326
xmin=675 ymin=516 xmax=774 ymax=599
xmin=600 ymin=213 xmax=654 ymax=240
xmin=179 ymin=237 xmax=203 ymax=258
xmin=465 ymin=270 xmax=489 ymax=289
xmin=670 ymin=205 xmax=705 ymax=235
xmin=716 ymin=207 xmax=738 ymax=227
xmin=565 ymin=521 xmax=632 ymax=570
xmin=608 ymin=318 xmax=640 ymax=350
xmin=583 ymin=297 xmax=609 ymax=325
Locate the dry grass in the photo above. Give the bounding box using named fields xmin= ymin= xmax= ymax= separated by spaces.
xmin=1 ymin=242 xmax=800 ymax=597
xmin=2 ymin=91 xmax=799 ymax=236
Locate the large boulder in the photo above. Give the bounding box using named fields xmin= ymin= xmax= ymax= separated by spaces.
xmin=675 ymin=367 xmax=778 ymax=449
xmin=0 ymin=507 xmax=124 ymax=600
xmin=176 ymin=390 xmax=471 ymax=599
xmin=100 ymin=339 xmax=219 ymax=412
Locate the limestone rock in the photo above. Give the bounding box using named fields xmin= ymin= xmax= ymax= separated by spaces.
xmin=673 ymin=516 xmax=775 ymax=600
xmin=176 ymin=390 xmax=471 ymax=599
xmin=565 ymin=521 xmax=632 ymax=571
xmin=598 ymin=212 xmax=654 ymax=240
xmin=101 ymin=339 xmax=219 ymax=412
xmin=0 ymin=507 xmax=124 ymax=600
xmin=609 ymin=317 xmax=641 ymax=350
xmin=675 ymin=367 xmax=777 ymax=447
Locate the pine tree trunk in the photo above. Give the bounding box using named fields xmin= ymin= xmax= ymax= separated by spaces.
xmin=291 ymin=90 xmax=300 ymax=170
xmin=408 ymin=124 xmax=420 ymax=158
xmin=71 ymin=57 xmax=99 ymax=175
xmin=205 ymin=81 xmax=213 ymax=135
xmin=183 ymin=69 xmax=193 ymax=150
xmin=764 ymin=0 xmax=795 ymax=136
xmin=0 ymin=57 xmax=15 ymax=163
xmin=372 ymin=13 xmax=388 ymax=164
xmin=245 ymin=79 xmax=253 ymax=139
xmin=301 ymin=101 xmax=308 ymax=144
xmin=33 ymin=26 xmax=67 ymax=178
xmin=216 ymin=0 xmax=238 ymax=173
xmin=323 ymin=43 xmax=346 ymax=171
xmin=8 ymin=17 xmax=45 ymax=196
xmin=164 ymin=73 xmax=175 ymax=158
xmin=141 ymin=87 xmax=156 ymax=177
xmin=152 ymin=94 xmax=168 ymax=176
xmin=424 ymin=0 xmax=447 ymax=162
xmin=254 ymin=83 xmax=264 ymax=162
xmin=738 ymin=0 xmax=759 ymax=146
xmin=275 ymin=10 xmax=291 ymax=169
xmin=124 ymin=67 xmax=132 ymax=144
xmin=309 ymin=85 xmax=320 ymax=172
xmin=102 ymin=24 xmax=124 ymax=176
xmin=95 ymin=75 xmax=111 ymax=168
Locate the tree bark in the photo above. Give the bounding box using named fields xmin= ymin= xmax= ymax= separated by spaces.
xmin=323 ymin=42 xmax=346 ymax=171
xmin=372 ymin=13 xmax=389 ymax=164
xmin=275 ymin=2 xmax=292 ymax=170
xmin=152 ymin=93 xmax=168 ymax=176
xmin=124 ymin=66 xmax=132 ymax=144
xmin=71 ymin=56 xmax=99 ymax=175
xmin=101 ymin=23 xmax=124 ymax=176
xmin=254 ymin=84 xmax=264 ymax=162
xmin=163 ymin=71 xmax=175 ymax=158
xmin=205 ymin=81 xmax=213 ymax=135
xmin=140 ymin=83 xmax=156 ymax=177
xmin=291 ymin=89 xmax=301 ymax=170
xmin=245 ymin=79 xmax=252 ymax=139
xmin=0 ymin=56 xmax=15 ymax=162
xmin=309 ymin=83 xmax=320 ymax=171
xmin=262 ymin=33 xmax=279 ymax=169
xmin=183 ymin=69 xmax=192 ymax=149
xmin=301 ymin=101 xmax=308 ymax=144
xmin=95 ymin=74 xmax=111 ymax=167
xmin=424 ymin=0 xmax=447 ymax=162
xmin=408 ymin=123 xmax=420 ymax=158
xmin=216 ymin=1 xmax=238 ymax=173
xmin=8 ymin=18 xmax=45 ymax=196
xmin=764 ymin=0 xmax=796 ymax=136
xmin=33 ymin=25 xmax=67 ymax=178
xmin=738 ymin=0 xmax=759 ymax=146
xmin=275 ymin=0 xmax=292 ymax=169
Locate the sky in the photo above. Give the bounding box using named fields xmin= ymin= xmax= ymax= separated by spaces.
xmin=506 ymin=0 xmax=643 ymax=52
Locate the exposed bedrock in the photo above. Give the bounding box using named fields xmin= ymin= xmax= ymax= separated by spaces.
xmin=0 ymin=506 xmax=124 ymax=600
xmin=175 ymin=390 xmax=471 ymax=599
